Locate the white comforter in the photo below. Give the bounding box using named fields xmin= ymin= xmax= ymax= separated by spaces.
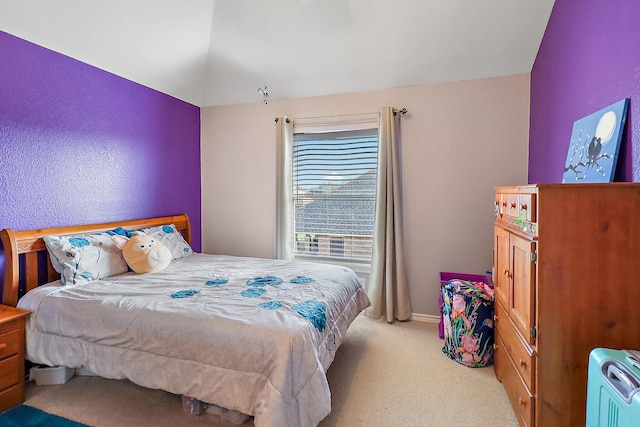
xmin=17 ymin=253 xmax=371 ymax=427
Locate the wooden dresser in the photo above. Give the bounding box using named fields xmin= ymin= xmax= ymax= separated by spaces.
xmin=493 ymin=184 xmax=640 ymax=427
xmin=0 ymin=305 xmax=30 ymax=413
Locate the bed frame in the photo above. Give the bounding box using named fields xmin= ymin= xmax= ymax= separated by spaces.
xmin=1 ymin=214 xmax=191 ymax=307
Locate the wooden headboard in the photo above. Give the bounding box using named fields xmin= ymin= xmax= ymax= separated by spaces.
xmin=1 ymin=214 xmax=191 ymax=307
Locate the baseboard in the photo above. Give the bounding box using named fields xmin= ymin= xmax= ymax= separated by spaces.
xmin=410 ymin=313 xmax=440 ymax=323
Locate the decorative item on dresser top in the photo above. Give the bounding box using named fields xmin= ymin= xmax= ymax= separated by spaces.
xmin=0 ymin=305 xmax=30 ymax=413
xmin=492 ymin=183 xmax=640 ymax=427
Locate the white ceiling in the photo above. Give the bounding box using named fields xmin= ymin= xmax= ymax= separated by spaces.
xmin=0 ymin=0 xmax=555 ymax=107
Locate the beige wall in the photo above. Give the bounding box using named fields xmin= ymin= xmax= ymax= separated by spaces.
xmin=201 ymin=74 xmax=530 ymax=317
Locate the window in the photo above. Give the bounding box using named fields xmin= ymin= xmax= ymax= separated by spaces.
xmin=292 ymin=129 xmax=378 ymax=264
xmin=329 ymin=236 xmax=344 ymax=257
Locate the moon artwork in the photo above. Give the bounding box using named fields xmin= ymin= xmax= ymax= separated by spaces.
xmin=562 ymin=98 xmax=629 ymax=183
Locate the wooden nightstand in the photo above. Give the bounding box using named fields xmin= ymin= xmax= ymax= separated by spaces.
xmin=0 ymin=305 xmax=30 ymax=413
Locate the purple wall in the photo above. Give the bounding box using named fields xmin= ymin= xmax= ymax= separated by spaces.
xmin=529 ymin=0 xmax=640 ymax=183
xmin=0 ymin=31 xmax=201 ymax=301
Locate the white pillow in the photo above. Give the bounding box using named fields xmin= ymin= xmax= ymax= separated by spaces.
xmin=142 ymin=224 xmax=193 ymax=260
xmin=43 ymin=232 xmax=129 ymax=286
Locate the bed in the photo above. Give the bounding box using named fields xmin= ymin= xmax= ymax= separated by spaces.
xmin=0 ymin=214 xmax=370 ymax=427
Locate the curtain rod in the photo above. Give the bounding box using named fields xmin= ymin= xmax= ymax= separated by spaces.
xmin=274 ymin=108 xmax=408 ymax=123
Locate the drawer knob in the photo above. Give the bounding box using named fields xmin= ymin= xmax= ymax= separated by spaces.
xmin=502 ymin=202 xmax=507 ymax=207
xmin=0 ymin=343 xmax=7 ymax=351
xmin=510 ymin=202 xmax=516 ymax=208
xmin=518 ymin=398 xmax=526 ymax=406
xmin=519 ymin=358 xmax=527 ymax=368
xmin=520 ymin=204 xmax=528 ymax=210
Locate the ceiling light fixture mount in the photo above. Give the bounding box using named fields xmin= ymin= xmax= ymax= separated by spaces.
xmin=257 ymin=86 xmax=271 ymax=104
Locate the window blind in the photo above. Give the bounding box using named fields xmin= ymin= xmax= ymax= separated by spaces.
xmin=293 ymin=129 xmax=378 ymax=263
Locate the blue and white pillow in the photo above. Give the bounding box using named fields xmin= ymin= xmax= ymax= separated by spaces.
xmin=142 ymin=224 xmax=193 ymax=260
xmin=43 ymin=232 xmax=129 ymax=286
xmin=109 ymin=223 xmax=193 ymax=260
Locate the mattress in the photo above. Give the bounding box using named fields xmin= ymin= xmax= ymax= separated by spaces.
xmin=17 ymin=253 xmax=371 ymax=427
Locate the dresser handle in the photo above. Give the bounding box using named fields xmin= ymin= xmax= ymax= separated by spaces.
xmin=510 ymin=202 xmax=516 ymax=208
xmin=518 ymin=398 xmax=526 ymax=406
xmin=519 ymin=358 xmax=527 ymax=368
xmin=0 ymin=343 xmax=7 ymax=351
xmin=520 ymin=204 xmax=527 ymax=210
xmin=502 ymin=202 xmax=507 ymax=207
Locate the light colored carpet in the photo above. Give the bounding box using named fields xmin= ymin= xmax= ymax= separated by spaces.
xmin=24 ymin=315 xmax=519 ymax=426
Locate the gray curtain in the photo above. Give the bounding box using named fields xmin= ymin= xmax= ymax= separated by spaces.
xmin=365 ymin=107 xmax=412 ymax=322
xmin=275 ymin=116 xmax=294 ymax=260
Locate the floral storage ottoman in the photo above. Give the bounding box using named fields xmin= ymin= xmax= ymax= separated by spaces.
xmin=441 ymin=275 xmax=494 ymax=367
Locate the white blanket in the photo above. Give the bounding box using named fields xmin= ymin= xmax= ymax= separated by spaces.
xmin=18 ymin=254 xmax=371 ymax=427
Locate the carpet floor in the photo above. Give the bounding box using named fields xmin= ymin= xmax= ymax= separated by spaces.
xmin=23 ymin=315 xmax=519 ymax=426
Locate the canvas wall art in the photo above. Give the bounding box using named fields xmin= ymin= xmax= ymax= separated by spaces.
xmin=562 ymin=98 xmax=628 ymax=183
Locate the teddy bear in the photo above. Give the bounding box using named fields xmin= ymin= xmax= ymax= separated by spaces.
xmin=112 ymin=231 xmax=172 ymax=274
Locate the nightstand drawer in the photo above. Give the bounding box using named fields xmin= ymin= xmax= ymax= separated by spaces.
xmin=0 ymin=354 xmax=20 ymax=391
xmin=0 ymin=385 xmax=23 ymax=412
xmin=0 ymin=318 xmax=19 ymax=334
xmin=0 ymin=305 xmax=29 ymax=413
xmin=0 ymin=329 xmax=19 ymax=360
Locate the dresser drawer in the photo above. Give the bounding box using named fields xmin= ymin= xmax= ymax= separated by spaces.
xmin=507 ymin=194 xmax=520 ymax=218
xmin=517 ymin=193 xmax=536 ymax=223
xmin=495 ymin=303 xmax=535 ymax=391
xmin=0 ymin=354 xmax=20 ymax=391
xmin=497 ymin=193 xmax=509 ymax=216
xmin=495 ymin=191 xmax=537 ymax=223
xmin=0 ymin=329 xmax=19 ymax=360
xmin=496 ymin=334 xmax=534 ymax=427
xmin=494 ymin=329 xmax=508 ymax=384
